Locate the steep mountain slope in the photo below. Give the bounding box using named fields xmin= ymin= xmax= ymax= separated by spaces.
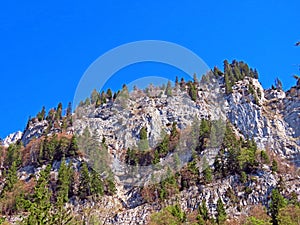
xmin=0 ymin=61 xmax=299 ymax=225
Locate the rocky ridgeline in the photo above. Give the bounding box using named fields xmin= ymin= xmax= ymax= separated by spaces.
xmin=2 ymin=131 xmax=22 ymax=147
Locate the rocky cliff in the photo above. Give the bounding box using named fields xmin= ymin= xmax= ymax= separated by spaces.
xmin=1 ymin=64 xmax=300 ymax=224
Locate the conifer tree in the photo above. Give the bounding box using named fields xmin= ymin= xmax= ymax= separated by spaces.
xmin=66 ymin=102 xmax=72 ymax=117
xmin=175 ymin=76 xmax=179 ymax=86
xmin=138 ymin=126 xmax=149 ymax=151
xmin=78 ymin=162 xmax=91 ymax=199
xmin=56 ymin=103 xmax=63 ymax=121
xmin=198 ymin=200 xmax=209 ymax=221
xmin=24 ymin=165 xmax=52 ymax=225
xmin=3 ymin=161 xmax=18 ymax=193
xmin=90 ymin=170 xmax=104 ymax=196
xmin=101 ymin=91 xmax=107 ymax=104
xmin=69 ymin=135 xmax=78 ymax=157
xmin=57 ymin=157 xmax=71 ymax=204
xmin=270 ymin=188 xmax=286 ymax=225
xmin=37 ymin=106 xmax=46 ymax=121
xmin=106 ymin=88 xmax=113 ymax=100
xmin=165 ymin=81 xmax=172 ymax=97
xmin=216 ymin=198 xmax=226 ymax=224
xmin=90 ymin=89 xmax=99 ymax=104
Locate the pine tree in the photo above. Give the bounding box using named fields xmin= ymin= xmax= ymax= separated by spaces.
xmin=106 ymin=88 xmax=113 ymax=100
xmin=24 ymin=165 xmax=52 ymax=225
xmin=69 ymin=136 xmax=78 ymax=157
xmin=84 ymin=97 xmax=91 ymax=106
xmin=90 ymin=89 xmax=100 ymax=104
xmin=202 ymin=157 xmax=212 ymax=184
xmin=165 ymin=81 xmax=172 ymax=97
xmin=90 ymin=170 xmax=104 ymax=196
xmin=275 ymin=78 xmax=283 ymax=91
xmin=56 ymin=103 xmax=63 ymax=121
xmin=188 ymin=83 xmax=197 ymax=101
xmin=66 ymin=102 xmax=72 ymax=117
xmin=37 ymin=106 xmax=46 ymax=121
xmin=95 ymin=97 xmax=101 ymax=108
xmin=216 ymin=198 xmax=226 ymax=224
xmin=138 ymin=127 xmax=149 ymax=151
xmin=193 ymin=73 xmax=198 ymax=84
xmin=270 ymin=188 xmax=286 ymax=225
xmin=55 ymin=158 xmax=74 ymax=225
xmin=3 ymin=161 xmax=18 ymax=193
xmin=198 ymin=200 xmax=209 ymax=221
xmin=100 ymin=91 xmax=107 ymax=104
xmin=225 ymin=72 xmax=232 ymax=94
xmin=78 ymin=162 xmax=91 ymax=199
xmin=57 ymin=157 xmax=71 ymax=204
xmin=175 ymin=76 xmax=179 ymax=86
xmin=272 ymin=159 xmax=278 ymax=173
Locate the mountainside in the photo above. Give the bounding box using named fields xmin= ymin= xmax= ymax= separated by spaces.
xmin=0 ymin=60 xmax=300 ymax=225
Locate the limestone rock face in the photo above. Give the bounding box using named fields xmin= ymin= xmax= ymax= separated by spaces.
xmin=227 ymin=79 xmax=300 ymax=165
xmin=2 ymin=131 xmax=22 ymax=147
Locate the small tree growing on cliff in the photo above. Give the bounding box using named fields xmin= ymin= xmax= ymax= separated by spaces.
xmin=216 ymin=198 xmax=226 ymax=224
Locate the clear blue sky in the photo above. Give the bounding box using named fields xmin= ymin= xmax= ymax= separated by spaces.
xmin=0 ymin=1 xmax=299 ymax=138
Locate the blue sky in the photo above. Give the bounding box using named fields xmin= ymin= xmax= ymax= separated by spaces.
xmin=0 ymin=1 xmax=299 ymax=138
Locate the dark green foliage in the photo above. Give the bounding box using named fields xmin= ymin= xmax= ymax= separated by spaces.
xmin=139 ymin=127 xmax=147 ymax=140
xmin=223 ymin=60 xmax=259 ymax=95
xmin=198 ymin=200 xmax=209 ymax=221
xmin=168 ymin=204 xmax=186 ymax=223
xmin=240 ymin=171 xmax=247 ymax=183
xmin=69 ymin=135 xmax=79 ymax=157
xmin=106 ymin=176 xmax=116 ymax=195
xmin=78 ymin=162 xmax=104 ymax=199
xmin=106 ymin=88 xmax=113 ymax=100
xmin=272 ymin=159 xmax=278 ymax=173
xmin=56 ymin=103 xmax=63 ymax=121
xmin=270 ymin=188 xmax=286 ymax=225
xmin=197 ymin=119 xmax=211 ymax=151
xmin=150 ymin=204 xmax=186 ymax=224
xmin=90 ymin=170 xmax=104 ymax=196
xmin=170 ymin=122 xmax=178 ymax=138
xmin=156 ymin=135 xmax=170 ymax=155
xmin=216 ymin=198 xmax=226 ymax=224
xmin=78 ymin=162 xmax=91 ymax=199
xmin=57 ymin=157 xmax=72 ymax=204
xmin=180 ymin=77 xmax=185 ymax=90
xmin=260 ymin=150 xmax=270 ymax=164
xmin=95 ymin=97 xmax=101 ymax=108
xmin=213 ymin=66 xmax=223 ymax=77
xmin=38 ymin=135 xmax=78 ymax=165
xmin=23 ymin=165 xmax=52 ymax=225
xmin=66 ymin=102 xmax=72 ymax=117
xmin=175 ymin=76 xmax=179 ymax=86
xmin=188 ymin=82 xmax=197 ymax=101
xmin=214 ymin=124 xmax=258 ymax=178
xmin=37 ymin=106 xmax=46 ymax=121
xmin=100 ymin=91 xmax=107 ymax=104
xmin=2 ymin=161 xmax=18 ymax=194
xmin=203 ymin=166 xmax=212 ymax=184
xmin=275 ymin=78 xmax=283 ymax=91
xmin=225 ymin=72 xmax=233 ymax=94
xmin=5 ymin=142 xmax=22 ymax=168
